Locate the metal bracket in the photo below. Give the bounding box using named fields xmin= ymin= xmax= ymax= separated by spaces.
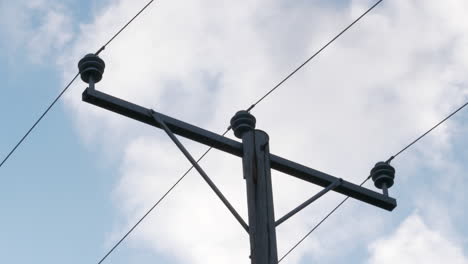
xmin=149 ymin=109 xmax=249 ymax=233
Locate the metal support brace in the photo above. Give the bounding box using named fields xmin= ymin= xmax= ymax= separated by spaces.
xmin=275 ymin=178 xmax=343 ymax=227
xmin=149 ymin=110 xmax=249 ymax=233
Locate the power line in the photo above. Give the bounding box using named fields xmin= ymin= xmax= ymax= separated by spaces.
xmin=0 ymin=73 xmax=80 ymax=168
xmin=95 ymin=129 xmax=229 ymax=264
xmin=95 ymin=0 xmax=158 ymax=55
xmin=0 ymin=0 xmax=159 ymax=169
xmin=279 ymin=177 xmax=370 ymax=263
xmin=386 ymin=101 xmax=468 ymax=163
xmin=278 ymin=99 xmax=468 ymax=262
xmin=245 ymin=0 xmax=384 ymax=113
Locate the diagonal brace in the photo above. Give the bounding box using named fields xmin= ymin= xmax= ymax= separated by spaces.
xmin=149 ymin=110 xmax=249 ymax=233
xmin=275 ymin=178 xmax=342 ymax=227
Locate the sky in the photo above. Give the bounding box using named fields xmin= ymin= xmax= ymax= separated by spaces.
xmin=1 ymin=0 xmax=468 ymax=263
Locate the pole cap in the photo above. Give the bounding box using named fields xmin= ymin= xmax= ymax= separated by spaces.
xmin=230 ymin=111 xmax=256 ymax=138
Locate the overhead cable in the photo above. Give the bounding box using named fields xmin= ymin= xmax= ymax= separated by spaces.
xmin=0 ymin=0 xmax=159 ymax=169
xmin=95 ymin=0 xmax=157 ymax=55
xmin=279 ymin=99 xmax=468 ymax=262
xmin=386 ymin=101 xmax=468 ymax=163
xmin=0 ymin=73 xmax=80 ymax=168
xmin=95 ymin=129 xmax=230 ymax=264
xmin=245 ymin=0 xmax=384 ymax=113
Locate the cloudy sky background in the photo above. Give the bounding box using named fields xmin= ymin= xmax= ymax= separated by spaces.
xmin=1 ymin=0 xmax=468 ymax=263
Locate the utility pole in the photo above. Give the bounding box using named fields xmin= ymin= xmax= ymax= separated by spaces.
xmin=232 ymin=112 xmax=278 ymax=263
xmin=78 ymin=54 xmax=396 ymax=264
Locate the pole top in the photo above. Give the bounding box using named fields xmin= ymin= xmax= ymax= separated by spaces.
xmin=78 ymin=53 xmax=106 ymax=84
xmin=230 ymin=110 xmax=256 ymax=138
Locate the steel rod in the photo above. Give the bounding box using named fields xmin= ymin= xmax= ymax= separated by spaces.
xmin=150 ymin=110 xmax=249 ymax=233
xmin=275 ymin=178 xmax=342 ymax=227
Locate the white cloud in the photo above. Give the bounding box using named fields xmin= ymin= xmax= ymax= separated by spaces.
xmin=367 ymin=213 xmax=468 ymax=264
xmin=28 ymin=9 xmax=73 ymax=62
xmin=0 ymin=0 xmax=73 ymax=63
xmin=50 ymin=0 xmax=468 ymax=263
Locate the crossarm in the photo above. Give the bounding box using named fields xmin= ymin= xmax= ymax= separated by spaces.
xmin=269 ymin=155 xmax=396 ymax=210
xmin=82 ymin=88 xmax=396 ymax=211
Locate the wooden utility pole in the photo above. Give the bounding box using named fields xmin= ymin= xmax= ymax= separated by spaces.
xmin=78 ymin=54 xmax=397 ymax=263
xmin=232 ymin=112 xmax=278 ymax=263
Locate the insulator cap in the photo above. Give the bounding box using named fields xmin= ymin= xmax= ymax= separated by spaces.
xmin=370 ymin=161 xmax=395 ymax=189
xmin=78 ymin=53 xmax=105 ymax=83
xmin=230 ymin=111 xmax=256 ymax=138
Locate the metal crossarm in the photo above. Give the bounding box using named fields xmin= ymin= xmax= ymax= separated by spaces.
xmin=269 ymin=156 xmax=396 ymax=210
xmin=149 ymin=110 xmax=249 ymax=232
xmin=82 ymin=88 xmax=397 ymax=211
xmin=83 ymin=88 xmax=242 ymax=155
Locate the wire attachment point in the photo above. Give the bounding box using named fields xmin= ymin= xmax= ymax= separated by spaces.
xmin=95 ymin=46 xmax=106 ymax=56
xmin=230 ymin=110 xmax=256 ymax=139
xmin=78 ymin=54 xmax=106 ymax=88
xmin=370 ymin=161 xmax=395 ymax=196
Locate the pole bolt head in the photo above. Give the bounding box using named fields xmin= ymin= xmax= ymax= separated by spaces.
xmin=78 ymin=53 xmax=106 ymax=84
xmin=230 ymin=111 xmax=256 ymax=138
xmin=370 ymin=161 xmax=395 ymax=189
